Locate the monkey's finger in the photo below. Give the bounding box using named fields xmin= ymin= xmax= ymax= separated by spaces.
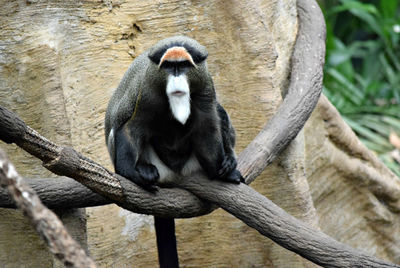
xmin=223 ymin=169 xmax=242 ymax=184
xmin=136 ymin=164 xmax=160 ymax=183
xmin=239 ymin=172 xmax=245 ymax=183
xmin=141 ymin=183 xmax=159 ymax=192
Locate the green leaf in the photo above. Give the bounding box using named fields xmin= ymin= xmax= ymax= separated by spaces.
xmin=380 ymin=0 xmax=398 ymax=19
xmin=361 ymin=139 xmax=386 ymax=153
xmin=382 ymin=117 xmax=400 ymax=132
xmin=321 ymin=0 xmax=400 ymax=178
xmin=344 ymin=106 xmax=399 ymax=117
xmin=379 ymin=154 xmax=400 ymax=177
xmin=326 ymin=68 xmax=364 ymax=105
xmin=336 ymin=1 xmax=378 ymax=15
xmin=357 ymin=116 xmax=391 ymax=136
xmin=345 ymin=118 xmax=392 ymax=150
xmin=338 ymin=1 xmax=383 ymax=38
xmin=384 ymin=46 xmax=400 ymax=72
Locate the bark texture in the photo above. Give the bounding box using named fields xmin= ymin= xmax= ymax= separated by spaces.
xmin=2 ymin=106 xmax=398 ymax=267
xmin=0 ymin=149 xmax=96 ymax=268
xmin=0 ymin=0 xmax=399 ymax=267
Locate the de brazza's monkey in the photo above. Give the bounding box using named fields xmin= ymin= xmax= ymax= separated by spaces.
xmin=105 ymin=36 xmax=243 ymax=268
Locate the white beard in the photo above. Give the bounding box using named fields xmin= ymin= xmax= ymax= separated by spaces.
xmin=166 ymin=74 xmax=191 ymax=124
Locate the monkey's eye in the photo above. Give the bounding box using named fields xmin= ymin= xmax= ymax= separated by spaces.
xmin=160 ymin=60 xmax=194 ymax=76
xmin=160 ymin=60 xmax=194 ymax=69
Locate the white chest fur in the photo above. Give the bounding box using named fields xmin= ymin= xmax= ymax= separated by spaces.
xmin=141 ymin=145 xmax=203 ymax=184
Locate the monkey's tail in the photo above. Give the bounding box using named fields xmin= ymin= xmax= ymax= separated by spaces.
xmin=154 ymin=216 xmax=180 ymax=268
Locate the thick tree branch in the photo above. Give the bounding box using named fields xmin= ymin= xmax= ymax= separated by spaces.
xmin=176 ymin=176 xmax=398 ymax=268
xmin=0 ymin=148 xmax=96 ymax=268
xmin=0 ymin=0 xmax=397 ymax=267
xmin=0 ymin=0 xmax=324 ymax=215
xmin=0 ymin=106 xmax=213 ymax=218
xmin=0 ymin=176 xmax=111 ymax=209
xmin=318 ymin=95 xmax=400 ymax=212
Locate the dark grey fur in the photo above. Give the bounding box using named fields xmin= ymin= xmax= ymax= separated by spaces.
xmin=104 ymin=36 xmax=242 ymax=268
xmin=105 ymin=36 xmax=242 ymax=186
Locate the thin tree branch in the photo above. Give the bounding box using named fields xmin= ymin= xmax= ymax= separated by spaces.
xmin=0 ymin=148 xmax=97 ymax=268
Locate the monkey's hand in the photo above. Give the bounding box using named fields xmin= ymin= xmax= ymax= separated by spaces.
xmin=136 ymin=163 xmax=160 ymax=191
xmin=225 ymin=170 xmax=244 ymax=184
xmin=218 ymin=155 xmax=244 ymax=184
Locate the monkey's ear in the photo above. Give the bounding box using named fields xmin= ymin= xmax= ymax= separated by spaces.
xmin=148 ymin=48 xmax=166 ymax=65
xmin=185 ymin=45 xmax=208 ymax=64
xmin=148 ymin=36 xmax=208 ymax=65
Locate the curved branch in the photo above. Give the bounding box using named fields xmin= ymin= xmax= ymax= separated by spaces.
xmin=0 ymin=105 xmax=214 ymax=218
xmin=0 ymin=0 xmax=324 ymax=213
xmin=238 ymin=0 xmax=326 ymax=183
xmin=177 ymin=176 xmax=397 ymax=268
xmin=0 ymin=177 xmax=111 ymax=209
xmin=319 ymin=95 xmax=400 ymax=212
xmin=0 ymin=0 xmax=398 ymax=266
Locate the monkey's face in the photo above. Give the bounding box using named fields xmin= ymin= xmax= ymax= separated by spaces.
xmin=147 ymin=37 xmax=209 ymax=125
xmin=159 ymin=46 xmax=196 ymax=75
xmin=156 ymin=46 xmax=196 ymax=125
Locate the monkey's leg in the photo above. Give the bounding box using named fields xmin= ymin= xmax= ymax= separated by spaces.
xmin=136 ymin=163 xmax=159 ymax=185
xmin=219 ymin=155 xmax=238 ymax=177
xmin=114 ymin=127 xmax=159 ymax=190
xmin=192 ymin=128 xmax=228 ymax=181
xmin=218 ymin=148 xmax=244 ymax=183
xmin=222 ymin=168 xmax=244 ymax=183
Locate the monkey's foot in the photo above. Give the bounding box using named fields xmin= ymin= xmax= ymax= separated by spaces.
xmin=218 ymin=155 xmax=237 ymax=179
xmin=136 ymin=163 xmax=160 ymax=191
xmin=223 ymin=169 xmax=244 ymax=184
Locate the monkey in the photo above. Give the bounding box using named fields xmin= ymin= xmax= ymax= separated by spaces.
xmin=105 ymin=36 xmax=243 ymax=268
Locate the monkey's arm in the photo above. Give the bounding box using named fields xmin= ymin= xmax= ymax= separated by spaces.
xmin=192 ymin=123 xmax=225 ymax=180
xmin=113 ymin=122 xmax=159 ymax=190
xmin=217 ymin=103 xmax=236 ymax=156
xmin=192 ymin=106 xmax=242 ymax=184
xmin=217 ymin=103 xmax=244 ymax=182
xmin=104 ymin=52 xmax=149 ymax=147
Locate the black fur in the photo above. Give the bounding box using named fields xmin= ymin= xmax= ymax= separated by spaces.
xmin=154 ymin=217 xmax=179 ymax=268
xmin=217 ymin=104 xmax=244 ymax=183
xmin=114 ymin=126 xmax=159 ymax=191
xmin=148 ymin=38 xmax=208 ymax=65
xmin=106 ymin=36 xmax=242 ymax=268
xmin=114 ymin=90 xmax=242 ymax=183
xmin=148 ymin=42 xmax=208 ymax=65
xmin=113 ymin=89 xmax=242 ymax=268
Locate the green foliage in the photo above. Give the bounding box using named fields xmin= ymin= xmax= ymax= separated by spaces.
xmin=320 ymin=0 xmax=400 ymax=177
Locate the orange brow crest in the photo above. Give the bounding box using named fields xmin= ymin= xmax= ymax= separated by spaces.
xmin=159 ymin=47 xmax=196 ymax=67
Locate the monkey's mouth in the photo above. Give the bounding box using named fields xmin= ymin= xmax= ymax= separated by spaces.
xmin=170 ymin=90 xmax=186 ymax=97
